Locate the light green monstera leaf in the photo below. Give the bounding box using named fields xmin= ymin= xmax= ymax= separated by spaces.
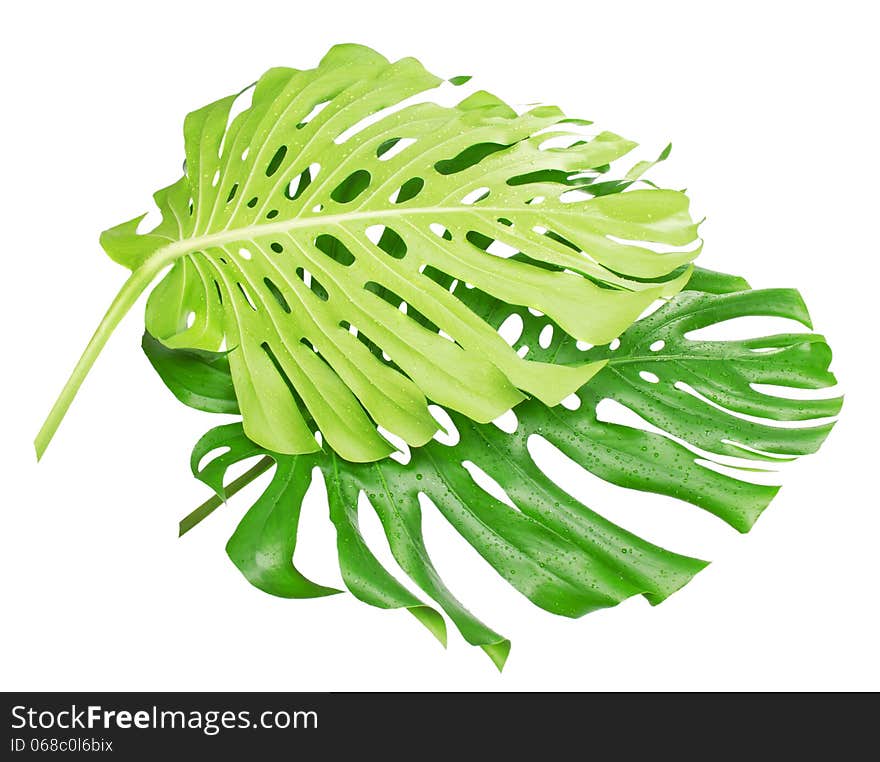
xmin=36 ymin=43 xmax=701 ymax=462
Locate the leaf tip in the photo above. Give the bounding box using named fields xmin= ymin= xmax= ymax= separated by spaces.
xmin=643 ymin=558 xmax=711 ymax=606
xmin=408 ymin=606 xmax=448 ymax=648
xmin=482 ymin=639 xmax=511 ymax=672
xmin=793 ymin=291 xmax=814 ymax=329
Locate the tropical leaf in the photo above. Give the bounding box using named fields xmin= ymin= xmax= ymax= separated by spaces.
xmin=175 ymin=271 xmax=840 ymax=668
xmin=36 ymin=43 xmax=701 ymax=463
xmin=142 ymin=332 xmax=239 ymax=414
xmin=454 ymin=269 xmax=841 ymax=533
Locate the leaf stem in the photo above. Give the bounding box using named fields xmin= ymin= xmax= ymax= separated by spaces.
xmin=178 ymin=456 xmax=274 ymax=537
xmin=34 ymin=251 xmax=179 ymax=460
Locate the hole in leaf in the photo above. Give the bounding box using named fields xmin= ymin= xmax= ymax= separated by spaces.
xmin=263 ymin=278 xmax=290 ymax=313
xmin=270 ymin=242 xmax=283 ymax=253
xmin=266 ymin=145 xmax=287 ymax=177
xmin=461 ymin=187 xmax=490 ymax=205
xmin=218 ymin=85 xmax=254 ymax=158
xmin=296 ymin=267 xmax=329 ymax=301
xmin=650 ymin=340 xmax=665 ymax=352
xmin=684 ymin=315 xmax=807 ymax=342
xmin=434 ymin=142 xmax=508 ymax=174
xmin=285 ymin=163 xmax=321 ymax=201
xmin=363 ymin=282 xmax=404 ymax=308
xmin=492 ymin=408 xmax=518 ymax=433
xmin=750 ymin=383 xmax=841 ymax=401
xmin=486 ymin=239 xmax=517 ymax=259
xmin=378 ymin=426 xmax=411 ymax=465
xmin=376 ymin=138 xmax=399 ymax=158
xmin=560 ymin=188 xmax=592 ymax=203
xmin=226 ymin=183 xmax=239 ymax=202
xmin=538 ymin=134 xmax=584 ymax=151
xmin=561 ymin=393 xmax=581 ymax=410
xmin=545 ymin=230 xmax=580 ymax=252
xmin=197 ymin=445 xmax=230 ymax=474
xmin=247 ymin=197 xmax=258 ymax=208
xmin=237 ymin=282 xmax=257 ymax=311
xmin=331 ymin=169 xmax=371 ymax=203
xmin=238 ymin=247 xmax=252 ymax=261
xmin=639 ymin=370 xmax=660 ymax=384
xmin=539 ymin=324 xmax=554 ymax=349
xmin=608 ymin=235 xmax=702 ymax=256
xmin=377 ymin=137 xmax=416 ymax=161
xmin=429 ymin=405 xmax=460 ymax=446
xmin=463 ymin=461 xmax=517 ymax=509
xmin=296 ymin=100 xmax=329 ymax=129
xmin=377 ymin=227 xmax=407 ymax=259
xmin=498 ymin=314 xmax=523 ymax=346
xmin=363 ymin=282 xmax=440 ymax=334
xmin=266 ymin=209 xmax=279 ymax=219
xmin=465 ymin=230 xmax=492 ymax=250
xmin=393 ymin=176 xmax=424 ymax=204
xmin=314 ymin=234 xmax=355 ymax=266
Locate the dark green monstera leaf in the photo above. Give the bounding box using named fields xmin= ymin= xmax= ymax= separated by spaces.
xmin=160 ymin=269 xmax=839 ymax=669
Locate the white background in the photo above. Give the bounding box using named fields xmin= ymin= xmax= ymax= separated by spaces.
xmin=1 ymin=1 xmax=877 ymax=691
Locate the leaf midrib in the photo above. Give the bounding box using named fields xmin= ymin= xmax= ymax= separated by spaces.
xmin=157 ymin=204 xmax=605 ymax=259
